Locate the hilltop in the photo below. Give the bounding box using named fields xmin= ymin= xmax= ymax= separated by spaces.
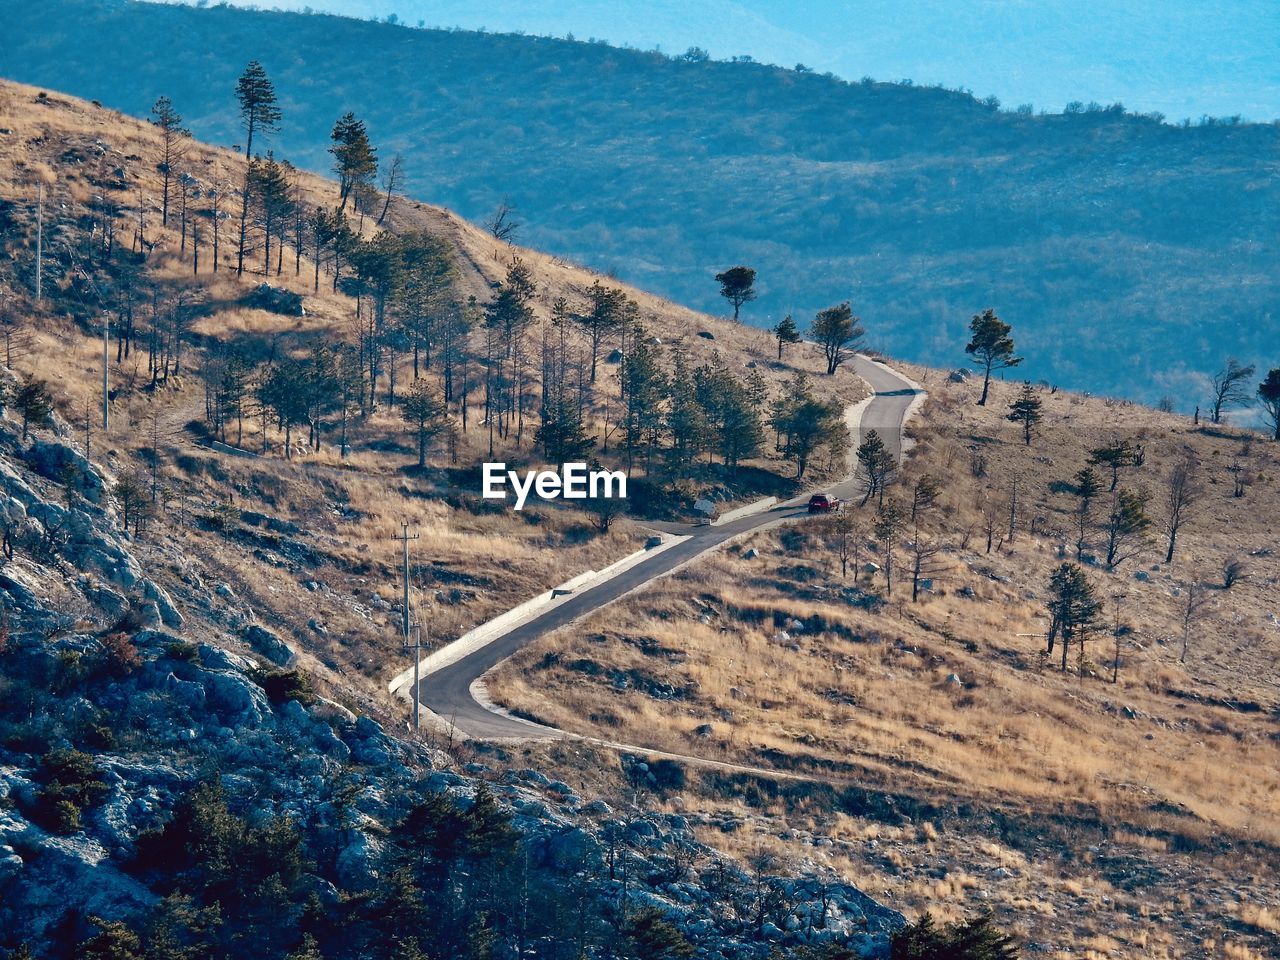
xmin=2 ymin=0 xmax=1278 ymax=407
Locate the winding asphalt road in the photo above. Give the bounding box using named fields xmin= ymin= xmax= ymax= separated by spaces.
xmin=414 ymin=355 xmax=922 ymax=740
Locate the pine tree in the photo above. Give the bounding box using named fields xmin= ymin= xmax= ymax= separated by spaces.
xmin=619 ymin=334 xmax=668 ymax=473
xmin=402 ymin=378 xmax=451 ymax=467
xmin=249 ymin=153 xmax=294 ymax=276
xmin=1258 ymin=368 xmax=1280 ymax=440
xmin=714 ymin=265 xmax=756 ymax=322
xmin=780 ymin=395 xmax=846 ymax=479
xmin=772 ymin=313 xmax=801 ymax=360
xmin=329 ymin=112 xmax=379 ymax=213
xmin=151 ymin=96 xmax=189 ymax=227
xmin=856 ymin=429 xmax=894 ymax=505
xmin=811 ymin=302 xmax=864 ymax=375
xmin=1071 ymin=465 xmax=1101 ymax=561
xmin=1046 ymin=563 xmax=1102 ymax=672
xmin=1005 ymin=381 xmax=1043 ymax=445
xmin=234 ymin=61 xmax=282 ymax=275
xmin=570 ymin=281 xmax=636 ymax=383
xmin=693 ymin=355 xmax=762 ymax=469
xmin=395 ymin=232 xmax=458 ymax=378
xmin=964 ymin=308 xmax=1021 ymax=405
xmin=1103 ymin=488 xmax=1152 ymax=569
xmin=873 ymin=499 xmax=905 ymax=595
xmin=665 ymin=346 xmax=708 ymax=475
xmin=1088 ymin=439 xmax=1140 ymax=491
xmin=535 ymin=394 xmax=594 ymax=463
xmin=13 ymin=376 xmax=53 ymax=440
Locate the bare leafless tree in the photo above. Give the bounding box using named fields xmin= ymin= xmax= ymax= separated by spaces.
xmin=1179 ymin=581 xmax=1212 ymax=662
xmin=1162 ymin=455 xmax=1203 ymax=563
xmin=1209 ymin=358 xmax=1256 ymax=424
xmin=909 ymin=534 xmax=946 ymax=602
xmin=376 ymin=154 xmax=404 ymax=226
xmin=486 ymin=197 xmax=520 ymax=243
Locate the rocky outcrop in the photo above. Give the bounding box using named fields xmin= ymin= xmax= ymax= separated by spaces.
xmin=26 ymin=439 xmax=107 ymax=504
xmin=0 ymin=418 xmax=900 ymax=958
xmin=242 ymin=623 xmax=295 ymax=666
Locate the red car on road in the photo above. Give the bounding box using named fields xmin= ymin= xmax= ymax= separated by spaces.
xmin=807 ymin=493 xmax=841 ymax=513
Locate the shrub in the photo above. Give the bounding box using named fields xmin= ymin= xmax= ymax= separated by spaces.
xmin=251 ymin=667 xmax=315 ymax=706
xmin=100 ymin=632 xmax=142 ymax=678
xmin=164 ymin=641 xmax=200 ymax=663
xmin=648 ymin=758 xmax=687 ymax=792
xmin=32 ymin=748 xmax=110 ymax=833
xmin=890 ymin=911 xmax=1019 ymax=959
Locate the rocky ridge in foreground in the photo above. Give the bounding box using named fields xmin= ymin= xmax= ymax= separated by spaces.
xmin=0 ymin=397 xmax=901 ymax=958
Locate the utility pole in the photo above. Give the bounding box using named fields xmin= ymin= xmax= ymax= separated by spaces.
xmin=392 ymin=522 xmax=421 ymax=730
xmin=102 ymin=313 xmax=110 ymax=433
xmin=1111 ymin=592 xmax=1127 ymax=683
xmin=35 ymin=182 xmax=44 ymax=304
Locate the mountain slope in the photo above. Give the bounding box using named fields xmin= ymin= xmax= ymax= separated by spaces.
xmin=172 ymin=0 xmax=1280 ymax=120
xmin=3 ymin=0 xmax=1278 ymax=408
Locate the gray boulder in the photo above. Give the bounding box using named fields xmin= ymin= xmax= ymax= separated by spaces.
xmin=335 ymin=828 xmax=384 ymax=890
xmin=242 ymin=624 xmax=295 ymax=666
xmin=203 ymin=670 xmax=272 ymax=728
xmin=141 ymin=579 xmax=183 ymax=630
xmin=26 ymin=439 xmax=107 ymax=504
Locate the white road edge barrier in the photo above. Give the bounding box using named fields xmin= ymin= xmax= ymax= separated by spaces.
xmin=712 ymin=496 xmax=778 ymax=525
xmin=388 ymin=533 xmax=691 ymax=698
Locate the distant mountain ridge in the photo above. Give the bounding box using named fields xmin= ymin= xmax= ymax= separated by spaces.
xmin=3 ymin=0 xmax=1277 ymax=406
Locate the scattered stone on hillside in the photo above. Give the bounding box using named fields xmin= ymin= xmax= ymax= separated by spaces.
xmin=242 ymin=623 xmax=295 ymax=666
xmin=26 ymin=439 xmax=106 ymax=503
xmin=215 ymin=582 xmax=236 ymax=600
xmin=1134 ymin=570 xmax=1150 ymax=582
xmin=744 ymin=547 xmax=759 ymax=559
xmin=864 ymin=561 xmax=880 ymax=574
xmin=246 ymin=282 xmax=304 ymax=316
xmin=697 ymin=330 xmax=715 ymax=339
xmin=140 ymin=579 xmax=183 ymax=629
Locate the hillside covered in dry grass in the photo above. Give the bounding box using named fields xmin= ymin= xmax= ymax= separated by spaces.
xmin=5 ymin=0 xmax=1278 ymax=406
xmin=0 ymin=78 xmax=864 ymax=713
xmin=491 ymin=370 xmax=1280 ymax=959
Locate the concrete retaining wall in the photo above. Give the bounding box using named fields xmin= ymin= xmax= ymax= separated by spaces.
xmin=388 ymin=533 xmax=690 ymax=698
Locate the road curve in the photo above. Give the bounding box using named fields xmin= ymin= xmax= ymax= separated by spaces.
xmin=414 ymin=355 xmax=923 ymax=741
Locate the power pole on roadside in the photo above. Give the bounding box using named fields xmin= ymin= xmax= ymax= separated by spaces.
xmin=392 ymin=522 xmax=421 ymax=731
xmin=102 ymin=313 xmax=110 ymax=434
xmin=34 ymin=182 xmax=44 ymax=304
xmin=1111 ymin=592 xmax=1127 ymax=684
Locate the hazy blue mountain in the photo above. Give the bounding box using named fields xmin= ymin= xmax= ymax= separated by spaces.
xmin=168 ymin=0 xmax=1280 ymax=120
xmin=4 ymin=0 xmax=1277 ymax=406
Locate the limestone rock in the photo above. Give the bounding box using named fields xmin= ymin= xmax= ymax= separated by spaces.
xmin=242 ymin=623 xmax=295 ymax=666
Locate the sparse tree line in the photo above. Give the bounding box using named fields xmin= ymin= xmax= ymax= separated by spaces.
xmin=813 ymin=306 xmax=1270 ymax=686
xmin=140 ymin=66 xmax=863 ymax=485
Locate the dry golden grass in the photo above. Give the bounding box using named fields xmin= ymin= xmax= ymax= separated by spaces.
xmin=0 ymin=77 xmax=864 ymax=719
xmin=490 ymin=368 xmax=1280 ymax=957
